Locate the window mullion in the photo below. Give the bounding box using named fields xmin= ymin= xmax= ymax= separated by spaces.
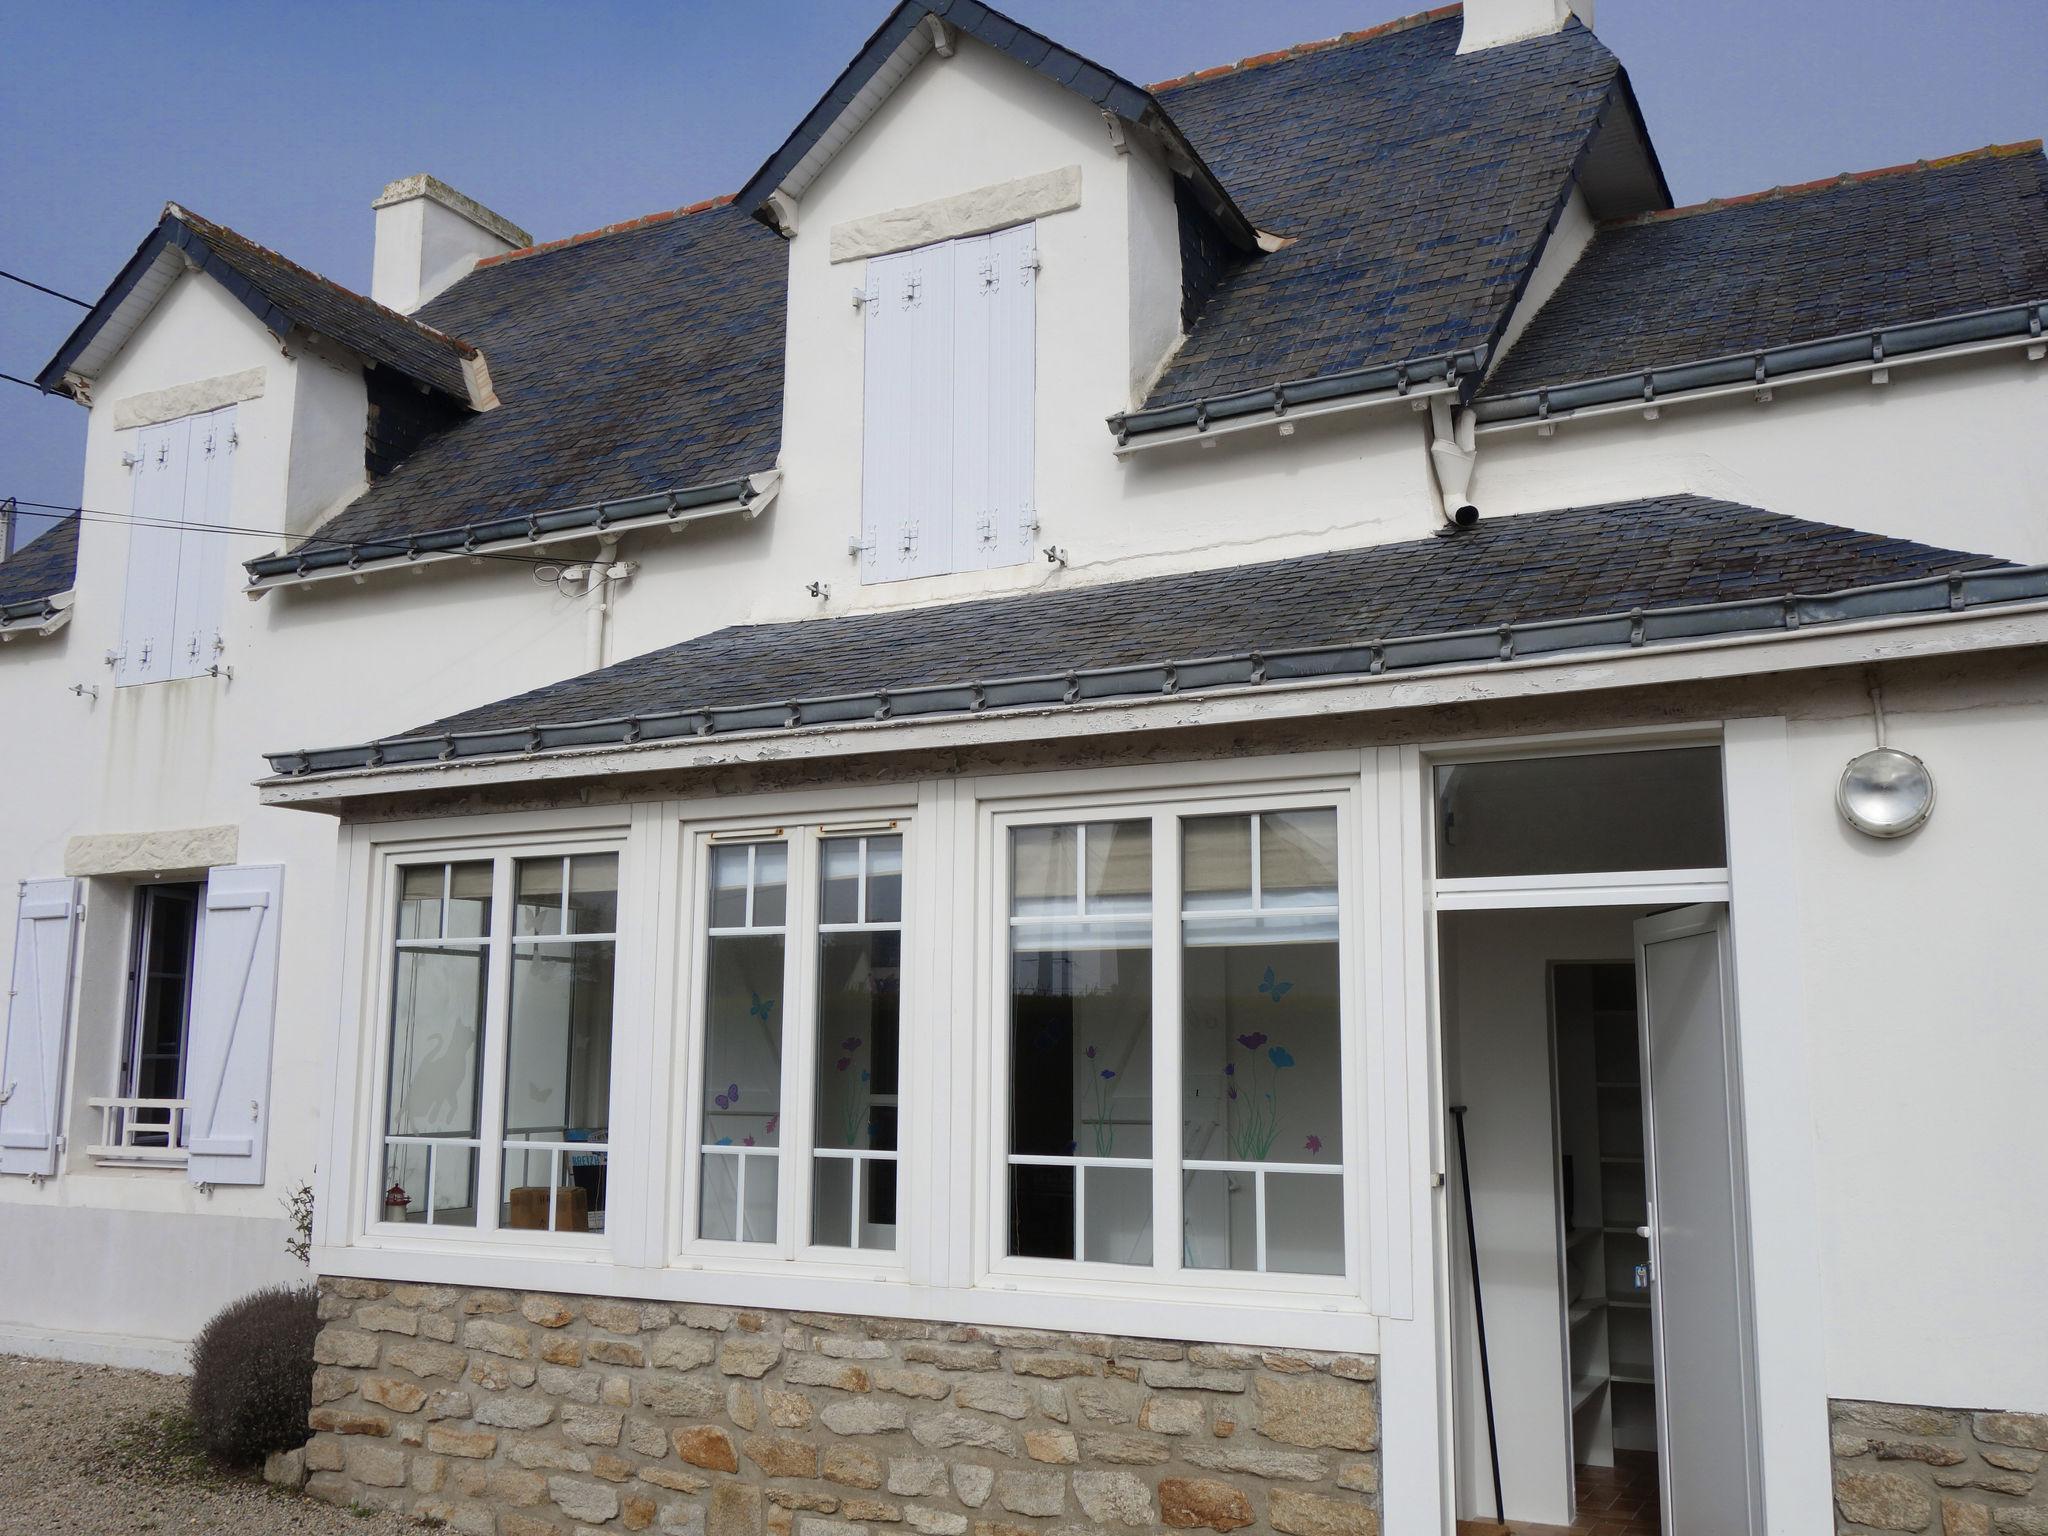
xmin=1152 ymin=810 xmax=1184 ymax=1278
xmin=475 ymin=857 xmax=515 ymax=1233
xmin=781 ymin=834 xmax=817 ymax=1259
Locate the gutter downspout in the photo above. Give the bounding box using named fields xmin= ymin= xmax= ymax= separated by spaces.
xmin=1429 ymin=397 xmax=1479 ymax=527
xmin=577 ymin=533 xmax=632 ymax=672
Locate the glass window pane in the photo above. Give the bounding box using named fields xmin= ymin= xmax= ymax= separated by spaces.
xmin=445 ymin=862 xmax=493 ymax=939
xmin=702 ymin=834 xmax=784 ymax=1243
xmin=867 ymin=836 xmax=903 ymax=924
xmin=567 ymin=854 xmax=618 ymax=935
xmin=754 ymin=844 xmax=789 ymax=928
xmin=387 ymin=949 xmax=485 ymax=1137
xmin=821 ymin=840 xmax=862 ymax=925
xmin=1266 ymin=1172 xmax=1345 ymax=1275
xmin=515 ymin=858 xmax=564 ymax=937
xmin=1433 ymin=747 xmax=1726 ymax=879
xmin=1182 ymin=806 xmax=1345 ymax=1277
xmin=504 ymin=937 xmax=615 ymax=1238
xmin=397 ymin=866 xmax=443 ymax=940
xmin=1183 ymin=1169 xmax=1254 ymax=1271
xmin=813 ymin=1156 xmax=854 ymax=1247
xmin=1012 ymin=825 xmax=1077 ymax=916
xmin=502 ymin=1147 xmax=607 ymax=1235
xmin=709 ymin=845 xmax=751 ymax=928
xmin=1183 ymin=816 xmax=1253 ymax=911
xmin=1083 ymin=821 xmax=1151 ymax=913
xmin=815 ymin=930 xmax=899 ymax=1151
xmin=1261 ymin=810 xmax=1339 ymax=908
xmin=1009 ymin=1163 xmax=1074 ymax=1260
xmin=1008 ymin=820 xmax=1152 ymax=1268
xmin=382 ymin=1141 xmax=477 ymax=1229
xmin=1083 ymin=1164 xmax=1152 ymax=1266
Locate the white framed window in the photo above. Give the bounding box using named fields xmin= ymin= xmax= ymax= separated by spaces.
xmin=374 ymin=845 xmax=621 ymax=1240
xmin=859 ymin=223 xmax=1036 ymax=584
xmin=117 ymin=404 xmax=234 ymax=686
xmin=987 ymin=784 xmax=1362 ymax=1294
xmin=683 ymin=820 xmax=908 ymax=1264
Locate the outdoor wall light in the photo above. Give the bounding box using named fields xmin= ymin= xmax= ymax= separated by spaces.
xmin=1836 ymin=686 xmax=1934 ymax=839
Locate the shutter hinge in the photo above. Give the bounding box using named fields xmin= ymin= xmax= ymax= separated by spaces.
xmin=1019 ymin=248 xmax=1041 ymax=279
xmin=979 ymin=258 xmax=1000 ymax=293
xmin=896 ymin=520 xmax=919 ymax=555
xmin=976 ymin=511 xmax=996 ymax=545
xmin=899 ymin=274 xmax=922 ymax=309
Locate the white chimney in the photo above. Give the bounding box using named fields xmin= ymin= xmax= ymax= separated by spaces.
xmin=371 ymin=175 xmax=530 ymax=314
xmin=1457 ymin=0 xmax=1594 ymax=53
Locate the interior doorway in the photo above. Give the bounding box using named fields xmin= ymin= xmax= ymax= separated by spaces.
xmin=1441 ymin=905 xmax=1760 ymax=1536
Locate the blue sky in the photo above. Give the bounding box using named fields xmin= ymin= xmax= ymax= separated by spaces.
xmin=3 ymin=0 xmax=2041 ymax=545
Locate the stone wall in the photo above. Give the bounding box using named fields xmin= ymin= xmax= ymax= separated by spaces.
xmin=287 ymin=1279 xmax=1381 ymax=1536
xmin=1833 ymin=1400 xmax=2048 ymax=1535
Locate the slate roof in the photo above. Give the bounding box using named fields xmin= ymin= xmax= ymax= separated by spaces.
xmin=274 ymin=496 xmax=2010 ymax=774
xmin=1485 ymin=143 xmax=2048 ymax=398
xmin=1138 ymin=10 xmax=1639 ymax=411
xmin=39 ymin=207 xmax=479 ymax=403
xmin=0 ymin=515 xmax=80 ymax=621
xmin=292 ymin=199 xmax=786 ymax=551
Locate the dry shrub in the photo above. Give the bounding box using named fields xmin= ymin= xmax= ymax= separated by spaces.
xmin=187 ymin=1284 xmax=321 ymax=1464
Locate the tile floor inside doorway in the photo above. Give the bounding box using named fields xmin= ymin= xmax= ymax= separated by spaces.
xmin=1456 ymin=1451 xmax=1661 ymax=1536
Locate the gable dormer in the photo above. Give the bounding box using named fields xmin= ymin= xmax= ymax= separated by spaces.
xmin=741 ymin=1 xmax=1260 ymax=587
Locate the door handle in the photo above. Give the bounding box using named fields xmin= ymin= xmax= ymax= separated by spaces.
xmin=1636 ymin=1225 xmax=1651 ymax=1238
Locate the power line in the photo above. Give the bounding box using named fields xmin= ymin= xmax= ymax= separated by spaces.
xmin=2 ymin=370 xmax=49 ymax=393
xmin=2 ymin=268 xmax=92 ymax=307
xmin=6 ymin=496 xmax=572 ymax=571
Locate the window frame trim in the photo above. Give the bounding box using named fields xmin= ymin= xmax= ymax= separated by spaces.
xmin=978 ymin=777 xmax=1369 ymax=1301
xmin=672 ymin=809 xmax=917 ymax=1276
xmin=361 ymin=826 xmax=629 ymax=1253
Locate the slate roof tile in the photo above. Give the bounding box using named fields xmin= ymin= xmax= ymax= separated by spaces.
xmin=1485 ymin=144 xmax=2048 ymax=396
xmin=304 ymin=202 xmax=785 ymax=549
xmin=0 ymin=515 xmax=80 ymax=614
xmin=391 ymin=495 xmax=1995 ymax=742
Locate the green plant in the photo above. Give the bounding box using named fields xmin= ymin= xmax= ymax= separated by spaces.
xmin=187 ymin=1285 xmax=322 ymax=1465
xmin=282 ymin=1180 xmax=314 ymax=1264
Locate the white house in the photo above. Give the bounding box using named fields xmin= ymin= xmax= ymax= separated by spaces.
xmin=4 ymin=2 xmax=2046 ymax=1533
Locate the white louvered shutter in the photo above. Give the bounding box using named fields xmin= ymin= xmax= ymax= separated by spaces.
xmin=861 ymin=240 xmax=956 ymax=583
xmin=0 ymin=879 xmax=80 ymax=1178
xmin=950 ymin=224 xmax=1037 ymax=571
xmin=170 ymin=404 xmax=234 ymax=680
xmin=185 ymin=864 xmax=284 ymax=1185
xmin=118 ymin=418 xmax=188 ymax=686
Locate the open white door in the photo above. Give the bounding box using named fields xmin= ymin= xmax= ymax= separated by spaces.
xmin=1634 ymin=904 xmax=1761 ymax=1535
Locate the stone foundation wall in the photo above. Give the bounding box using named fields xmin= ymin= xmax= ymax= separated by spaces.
xmin=1833 ymin=1399 xmax=2047 ymax=1535
xmin=290 ymin=1279 xmax=1381 ymax=1536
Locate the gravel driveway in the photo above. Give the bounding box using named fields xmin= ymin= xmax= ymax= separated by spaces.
xmin=0 ymin=1356 xmax=417 ymax=1535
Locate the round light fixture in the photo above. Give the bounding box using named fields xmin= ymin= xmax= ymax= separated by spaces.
xmin=1836 ymin=747 xmax=1935 ymax=839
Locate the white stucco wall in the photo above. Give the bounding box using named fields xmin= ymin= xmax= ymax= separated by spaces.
xmin=1471 ymin=354 xmax=2048 ymax=564
xmin=1782 ymin=674 xmax=2048 ymax=1415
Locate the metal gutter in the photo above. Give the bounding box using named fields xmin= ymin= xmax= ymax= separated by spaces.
xmin=1108 ymin=347 xmax=1488 ymax=448
xmin=242 ymin=471 xmax=782 ymax=593
xmin=0 ymin=590 xmax=74 ymax=639
xmin=263 ymin=559 xmax=2047 ymax=779
xmin=1475 ymin=299 xmax=2048 ymax=429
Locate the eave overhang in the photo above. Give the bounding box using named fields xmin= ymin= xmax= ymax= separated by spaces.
xmin=0 ymin=590 xmax=75 ymax=640
xmin=736 ymin=0 xmax=1260 ymax=251
xmin=1108 ymin=348 xmax=1486 ymax=451
xmin=1476 ymin=298 xmax=2048 ymax=432
xmin=260 ymin=561 xmax=2048 ymax=791
xmin=37 ymin=208 xmax=486 ymax=409
xmin=242 ymin=471 xmax=782 ymax=593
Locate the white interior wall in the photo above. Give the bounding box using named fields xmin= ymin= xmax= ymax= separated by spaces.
xmin=1442 ymin=906 xmax=1637 ymax=1527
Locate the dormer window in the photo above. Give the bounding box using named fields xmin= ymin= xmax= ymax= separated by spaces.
xmin=858 ymin=223 xmax=1036 ymax=583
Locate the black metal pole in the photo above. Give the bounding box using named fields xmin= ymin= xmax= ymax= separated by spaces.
xmin=1451 ymin=1104 xmax=1505 ymax=1525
